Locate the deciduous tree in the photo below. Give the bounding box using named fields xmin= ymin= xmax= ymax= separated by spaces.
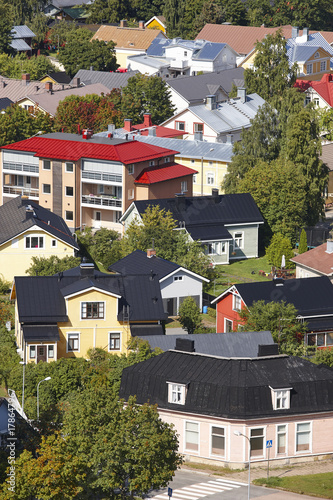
xmin=26 ymin=255 xmax=81 ymax=276
xmin=0 ymin=105 xmax=53 ymax=147
xmin=178 ymin=296 xmax=202 ymax=334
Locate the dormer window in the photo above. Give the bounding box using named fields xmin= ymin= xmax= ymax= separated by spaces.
xmin=314 ymin=51 xmax=320 ymax=58
xmin=270 ymin=387 xmax=292 ymax=410
xmin=167 ymin=382 xmax=187 ymax=404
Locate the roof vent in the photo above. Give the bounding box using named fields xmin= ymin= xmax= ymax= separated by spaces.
xmin=82 ymin=129 xmax=93 ymax=139
xmin=175 ymin=338 xmax=195 ymax=352
xmin=257 ymin=344 xmax=279 ymax=357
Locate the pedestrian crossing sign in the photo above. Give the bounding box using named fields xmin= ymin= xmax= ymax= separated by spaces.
xmin=266 ymin=440 xmax=272 ymax=448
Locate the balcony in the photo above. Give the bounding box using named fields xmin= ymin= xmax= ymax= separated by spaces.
xmin=3 ymin=162 xmax=39 ymax=174
xmin=82 ymin=194 xmax=122 ymax=209
xmin=169 ymin=59 xmax=189 ymax=70
xmin=3 ymin=186 xmax=39 ymax=198
xmin=82 ymin=171 xmax=122 ymax=184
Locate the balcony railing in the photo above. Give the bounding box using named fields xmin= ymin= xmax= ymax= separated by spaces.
xmin=82 ymin=171 xmax=122 ymax=183
xmin=82 ymin=195 xmax=122 ymax=208
xmin=4 ymin=186 xmax=39 ymax=197
xmin=3 ymin=162 xmax=39 ymax=173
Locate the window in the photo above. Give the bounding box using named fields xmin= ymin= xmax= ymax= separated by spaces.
xmin=25 ymin=236 xmax=44 ymax=249
xmin=193 ymin=174 xmax=197 ymax=184
xmin=109 ymin=332 xmax=121 ymax=351
xmin=175 ymin=121 xmax=185 ymax=131
xmin=185 ymin=421 xmax=199 ymax=451
xmin=250 ymin=427 xmax=264 ymax=457
xmin=211 ymin=426 xmax=225 ymax=456
xmin=207 ymin=242 xmax=218 ymax=255
xmin=128 ymin=164 xmax=134 ymax=175
xmin=225 ymin=319 xmax=233 ymax=333
xmin=66 ymin=163 xmax=74 ymax=173
xmin=29 ymin=345 xmax=36 ymax=359
xmin=173 ymin=275 xmax=183 ymax=282
xmin=320 ymin=61 xmax=326 ymax=72
xmin=194 ymin=123 xmax=203 ymax=133
xmin=233 ymin=294 xmax=241 ymax=311
xmin=277 ymin=424 xmax=286 ymax=454
xmin=181 ymin=181 xmax=187 ymax=193
xmin=314 ymin=51 xmax=320 ymax=58
xmin=221 ymin=242 xmax=226 ymax=254
xmin=95 ymin=211 xmax=101 ymax=221
xmin=296 ymin=422 xmax=311 ymax=452
xmin=67 ymin=333 xmax=79 ymax=352
xmin=43 ymin=160 xmax=51 ymax=170
xmin=271 ymin=388 xmax=291 ymax=410
xmin=164 ymin=157 xmax=170 ymax=163
xmin=81 ymin=302 xmax=104 ymax=319
xmin=65 ymin=211 xmax=73 ymax=221
xmin=48 ymin=345 xmax=54 ymax=359
xmin=306 ymin=63 xmax=313 ymax=74
xmin=234 ymin=232 xmax=243 ymax=249
xmin=43 ymin=183 xmax=51 ymax=194
xmin=207 ymin=173 xmax=214 ymax=185
xmin=190 ymin=159 xmax=195 ymax=164
xmin=149 ymin=160 xmax=155 ymax=167
xmin=65 ymin=186 xmax=73 ymax=196
xmin=128 ymin=188 xmax=134 ymax=200
xmin=168 ymin=383 xmax=186 ymax=404
xmin=184 ymin=51 xmax=187 ymax=56
xmin=314 ymin=98 xmax=319 ymax=107
xmin=51 ymin=239 xmax=57 ymax=248
xmin=305 ymin=96 xmax=311 ymax=105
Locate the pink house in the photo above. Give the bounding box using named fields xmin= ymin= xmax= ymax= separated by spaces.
xmin=120 ymin=342 xmax=333 ymax=468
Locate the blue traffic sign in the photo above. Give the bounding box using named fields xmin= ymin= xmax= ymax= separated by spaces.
xmin=168 ymin=488 xmax=173 ymax=497
xmin=266 ymin=440 xmax=272 ymax=448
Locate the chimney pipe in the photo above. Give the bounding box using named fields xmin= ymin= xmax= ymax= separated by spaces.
xmin=45 ymin=81 xmax=53 ymax=93
xmin=237 ymin=87 xmax=246 ymax=103
xmin=147 ymin=248 xmax=156 ymax=258
xmin=138 ymin=20 xmax=145 ymax=29
xmin=22 ymin=73 xmax=30 ymax=86
xmin=143 ymin=113 xmax=152 ymax=127
xmin=124 ymin=119 xmax=133 ymax=132
xmin=120 ymin=19 xmax=128 ymax=27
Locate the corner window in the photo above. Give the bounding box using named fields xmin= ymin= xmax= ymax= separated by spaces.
xmin=43 ymin=160 xmax=51 ymax=170
xmin=233 ymin=294 xmax=241 ymax=311
xmin=185 ymin=421 xmax=199 ymax=451
xmin=25 ymin=236 xmax=44 ymax=249
xmin=234 ymin=232 xmax=243 ymax=249
xmin=175 ymin=121 xmax=185 ymax=131
xmin=43 ymin=183 xmax=51 ymax=194
xmin=296 ymin=422 xmax=311 ymax=452
xmin=277 ymin=424 xmax=287 ymax=454
xmin=65 ymin=211 xmax=73 ymax=221
xmin=168 ymin=383 xmax=186 ymax=404
xmin=128 ymin=164 xmax=134 ymax=175
xmin=271 ymin=388 xmax=291 ymax=410
xmin=211 ymin=426 xmax=225 ymax=456
xmin=173 ymin=275 xmax=183 ymax=282
xmin=66 ymin=163 xmax=74 ymax=173
xmin=109 ymin=332 xmax=121 ymax=351
xmin=65 ymin=186 xmax=73 ymax=196
xmin=67 ymin=333 xmax=79 ymax=352
xmin=29 ymin=345 xmax=36 ymax=359
xmin=81 ymin=302 xmax=104 ymax=319
xmin=250 ymin=427 xmax=265 ymax=457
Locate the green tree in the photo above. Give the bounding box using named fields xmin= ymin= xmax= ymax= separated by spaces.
xmin=298 ymin=229 xmax=308 ymax=254
xmin=53 ymin=94 xmax=101 ymax=133
xmin=26 ymin=255 xmax=81 ymax=276
xmin=0 ymin=0 xmax=14 ymax=54
xmin=246 ymin=0 xmax=273 ymax=26
xmin=27 ymin=12 xmax=49 ymax=49
xmin=191 ymin=0 xmax=225 ymax=38
xmin=123 ymin=73 xmax=175 ymax=125
xmin=0 ymin=53 xmax=57 ymax=79
xmin=265 ymin=233 xmax=294 ymax=269
xmin=318 ymin=107 xmax=333 ymax=141
xmin=271 ymin=0 xmax=333 ymax=31
xmin=311 ymin=348 xmax=333 ymax=368
xmin=132 ymin=0 xmax=165 ymax=22
xmin=0 ymin=326 xmax=20 ymax=392
xmin=48 ymin=20 xmax=78 ymax=48
xmin=0 ymin=105 xmax=53 ymax=148
xmin=86 ymin=0 xmax=132 ymax=24
xmin=76 ymin=227 xmax=121 ymax=269
xmin=178 ymin=296 xmax=202 ymax=334
xmin=163 ymin=0 xmax=186 ymax=37
xmin=238 ymin=300 xmax=306 ymax=348
xmin=244 ymin=30 xmax=298 ymax=101
xmin=63 ymin=388 xmax=182 ymax=498
xmin=12 ymin=0 xmax=47 ymax=24
xmin=58 ymin=28 xmax=118 ymax=77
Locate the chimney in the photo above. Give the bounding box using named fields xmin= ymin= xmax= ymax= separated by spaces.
xmin=302 ymin=27 xmax=309 ymax=41
xmin=175 ymin=338 xmax=195 ymax=352
xmin=82 ymin=129 xmax=93 ymax=139
xmin=257 ymin=344 xmax=279 ymax=357
xmin=72 ymin=77 xmax=80 ymax=87
xmin=143 ymin=113 xmax=152 ymax=127
xmin=124 ymin=119 xmax=133 ymax=132
xmin=212 ymin=188 xmax=219 ymax=198
xmin=80 ymin=262 xmax=95 ymax=275
xmin=108 ymin=124 xmax=115 ymax=133
xmin=147 ymin=248 xmax=156 ymax=258
xmin=138 ymin=20 xmax=145 ymax=29
xmin=45 ymin=81 xmax=53 ymax=93
xmin=90 ymin=65 xmax=94 ymax=71
xmin=226 ymin=134 xmax=234 ymax=144
xmin=205 ymin=94 xmax=216 ymax=110
xmin=148 ymin=127 xmax=156 ymax=136
xmin=120 ymin=19 xmax=128 ymax=27
xmin=291 ymin=26 xmax=299 ymax=38
xmin=237 ymin=87 xmax=246 ymax=103
xmin=25 ymin=204 xmax=34 ymax=218
xmin=194 ymin=131 xmax=203 ymax=141
xmin=22 ymin=73 xmax=30 ymax=85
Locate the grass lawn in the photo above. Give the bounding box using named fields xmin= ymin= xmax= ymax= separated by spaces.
xmin=165 ymin=309 xmax=216 ymax=329
xmin=253 ymin=472 xmax=333 ymax=498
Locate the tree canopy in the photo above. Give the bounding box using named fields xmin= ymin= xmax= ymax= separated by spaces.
xmin=265 ymin=233 xmax=295 ymax=269
xmin=0 ymin=105 xmax=53 ymax=148
xmin=0 ymin=53 xmax=57 ymax=79
xmin=26 ymin=255 xmax=81 ymax=276
xmin=178 ymin=296 xmax=203 ymax=334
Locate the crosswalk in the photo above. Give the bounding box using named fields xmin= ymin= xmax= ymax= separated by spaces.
xmin=153 ymin=478 xmax=248 ymax=500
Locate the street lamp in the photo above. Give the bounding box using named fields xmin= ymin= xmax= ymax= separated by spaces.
xmin=19 ymin=361 xmax=25 ymax=413
xmin=37 ymin=377 xmax=51 ymax=421
xmin=234 ymin=430 xmax=251 ymax=500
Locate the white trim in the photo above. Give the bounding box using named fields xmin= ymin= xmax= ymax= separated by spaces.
xmin=233 ymin=230 xmax=244 ymax=249
xmin=211 ymin=284 xmax=244 ymax=305
xmin=109 ymin=331 xmax=121 ymax=351
xmin=232 ymin=293 xmax=242 ymax=311
xmin=224 ymin=318 xmax=233 ymax=332
xmin=80 ymin=300 xmax=106 ymax=320
xmin=225 ymin=221 xmax=264 ymax=226
xmin=66 ymin=332 xmax=80 ymax=353
xmin=65 ymin=162 xmax=74 ymax=173
xmin=167 ymin=382 xmax=187 ymax=405
xmin=295 ymin=421 xmax=312 ymax=454
xmin=276 ymin=423 xmax=288 ymax=456
xmin=63 ymin=287 xmax=121 ymax=300
xmin=209 ymin=423 xmax=226 ymax=458
xmin=160 ymin=266 xmax=210 ymax=283
xmin=249 ymin=425 xmax=266 ymax=459
xmin=25 ymin=234 xmax=45 ymax=249
xmin=184 ymin=419 xmax=200 ymax=454
xmin=269 ymin=387 xmax=292 ymax=410
xmin=51 ymin=238 xmax=57 ymax=249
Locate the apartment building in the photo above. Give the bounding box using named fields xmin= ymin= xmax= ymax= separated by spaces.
xmin=0 ymin=132 xmax=196 ymax=233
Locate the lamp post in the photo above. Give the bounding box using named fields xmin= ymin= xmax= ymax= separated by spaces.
xmin=19 ymin=361 xmax=25 ymax=413
xmin=234 ymin=430 xmax=251 ymax=500
xmin=37 ymin=377 xmax=51 ymax=421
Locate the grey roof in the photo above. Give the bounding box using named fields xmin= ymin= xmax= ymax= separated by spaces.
xmin=11 ymin=26 xmax=35 ymax=39
xmin=127 ymin=54 xmax=169 ymax=70
xmin=147 ymin=38 xmax=229 ymax=61
xmin=140 ymin=331 xmax=274 ymax=357
xmin=286 ymin=32 xmax=333 ymax=68
xmin=0 ymin=97 xmax=13 ymax=110
xmin=166 ymin=68 xmax=244 ymax=104
xmin=10 ymin=39 xmax=32 ymax=51
xmin=0 ymin=77 xmax=69 ymax=103
xmin=71 ymin=69 xmax=139 ymax=90
xmin=0 ymin=196 xmax=79 ymax=249
xmin=42 ymin=72 xmax=71 ymax=84
xmin=47 ymin=0 xmax=91 ymax=6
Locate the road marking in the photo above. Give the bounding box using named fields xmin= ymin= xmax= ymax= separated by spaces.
xmin=214 ymin=478 xmax=248 ymax=487
xmin=151 ymin=478 xmax=246 ymax=500
xmin=180 ymin=488 xmax=207 ymax=497
xmin=208 ymin=481 xmax=241 ymax=489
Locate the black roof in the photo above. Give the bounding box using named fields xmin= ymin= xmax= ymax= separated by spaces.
xmin=0 ymin=196 xmax=79 ymax=249
xmin=109 ymin=249 xmax=180 ymax=278
xmin=234 ymin=276 xmax=333 ymax=317
xmin=119 ymin=350 xmax=333 ymax=419
xmin=22 ymin=324 xmax=60 ymax=341
xmin=14 ymin=266 xmax=167 ymax=325
xmin=0 ymin=97 xmax=13 ymax=110
xmin=130 ymin=194 xmax=264 ymax=237
xmin=42 ymin=72 xmax=71 ymax=84
xmin=139 ymin=331 xmax=274 ymax=357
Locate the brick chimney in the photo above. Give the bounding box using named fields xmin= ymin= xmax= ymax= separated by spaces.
xmin=147 ymin=248 xmax=156 ymax=258
xmin=22 ymin=73 xmax=30 ymax=85
xmin=143 ymin=113 xmax=152 ymax=127
xmin=72 ymin=77 xmax=80 ymax=87
xmin=120 ymin=19 xmax=128 ymax=27
xmin=124 ymin=119 xmax=133 ymax=132
xmin=45 ymin=81 xmax=53 ymax=93
xmin=139 ymin=20 xmax=145 ymax=29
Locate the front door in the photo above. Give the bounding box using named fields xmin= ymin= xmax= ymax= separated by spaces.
xmin=37 ymin=345 xmax=47 ymax=363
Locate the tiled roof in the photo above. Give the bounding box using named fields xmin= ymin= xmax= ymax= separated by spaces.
xmin=1 ymin=134 xmax=178 ymax=164
xmin=71 ymin=69 xmax=138 ymax=89
xmin=91 ymin=25 xmax=166 ymax=50
xmin=290 ymin=242 xmax=333 ymax=276
xmin=135 ymin=162 xmax=197 ymax=184
xmin=295 ymin=73 xmax=333 ymax=107
xmin=0 ymin=77 xmax=69 ymax=102
xmin=0 ymin=196 xmax=79 ymax=249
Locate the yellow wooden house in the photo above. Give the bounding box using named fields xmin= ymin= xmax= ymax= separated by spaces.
xmin=145 ymin=16 xmax=167 ymax=34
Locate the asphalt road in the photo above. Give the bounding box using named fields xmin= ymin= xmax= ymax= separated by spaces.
xmin=147 ymin=469 xmax=320 ymax=500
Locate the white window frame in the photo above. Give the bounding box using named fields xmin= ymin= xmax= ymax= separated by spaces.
xmin=250 ymin=426 xmax=266 ymax=458
xmin=233 ymin=294 xmax=241 ymax=311
xmin=51 ymin=239 xmax=57 ymax=248
xmin=65 ymin=162 xmax=74 ymax=173
xmin=128 ymin=188 xmax=134 ymax=200
xmin=270 ymin=387 xmax=292 ymax=410
xmin=43 ymin=160 xmax=51 ymax=170
xmin=173 ymin=275 xmax=183 ymax=282
xmin=175 ymin=121 xmax=185 ymax=131
xmin=29 ymin=345 xmax=36 ymax=359
xmin=43 ymin=183 xmax=51 ymax=194
xmin=306 ymin=63 xmax=313 ymax=74
xmin=65 ymin=186 xmax=74 ymax=197
xmin=109 ymin=332 xmax=121 ymax=351
xmin=67 ymin=332 xmax=80 ymax=352
xmin=25 ymin=235 xmax=44 ymax=249
xmin=314 ymin=98 xmax=319 ymax=107
xmin=81 ymin=301 xmax=105 ymax=320
xmin=167 ymin=382 xmax=186 ymax=405
xmin=320 ymin=61 xmax=326 ymax=71
xmin=128 ymin=164 xmax=134 ymax=175
xmin=207 ymin=242 xmax=218 ymax=255
xmin=48 ymin=344 xmax=54 ymax=359
xmin=276 ymin=423 xmax=288 ymax=455
xmin=207 ymin=172 xmax=215 ymax=185
xmin=193 ymin=174 xmax=197 ymax=184
xmin=224 ymin=318 xmax=233 ymax=333
xmin=210 ymin=424 xmax=226 ymax=458
xmin=149 ymin=160 xmax=155 ymax=167
xmin=181 ymin=180 xmax=187 ymax=193
xmin=234 ymin=231 xmax=244 ymax=249
xmin=295 ymin=421 xmax=312 ymax=454
xmin=305 ymin=95 xmax=311 ymax=105
xmin=164 ymin=157 xmax=170 ymax=163
xmin=184 ymin=420 xmax=199 ymax=453
xmin=65 ymin=210 xmax=74 ymax=221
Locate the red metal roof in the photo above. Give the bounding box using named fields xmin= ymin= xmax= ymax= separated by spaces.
xmin=1 ymin=136 xmax=179 ymax=165
xmin=135 ymin=163 xmax=197 ymax=184
xmin=295 ymin=73 xmax=333 ymax=107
